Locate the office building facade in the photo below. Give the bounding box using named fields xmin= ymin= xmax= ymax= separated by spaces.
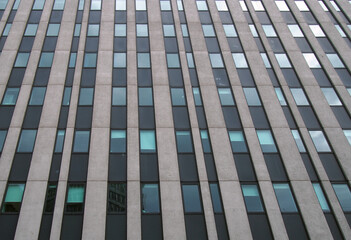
xmin=0 ymin=0 xmax=351 ymax=239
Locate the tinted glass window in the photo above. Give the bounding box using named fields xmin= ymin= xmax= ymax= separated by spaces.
xmin=114 ymin=53 xmax=126 ymax=68
xmin=108 ymin=183 xmax=126 ymax=212
xmin=113 ymin=87 xmax=126 ymax=106
xmin=110 ymin=130 xmax=126 ymax=153
xmin=73 ymin=131 xmax=90 ymax=153
xmin=218 ymin=88 xmax=235 ymax=106
xmin=229 ymin=131 xmax=248 ymax=152
xmin=54 ymin=130 xmax=65 ymax=153
xmin=2 ymin=183 xmax=25 ymax=213
xmin=291 ymin=130 xmax=306 ymax=152
xmin=242 ymin=185 xmax=264 ymax=212
xmin=17 ymin=130 xmax=37 ymax=152
xmin=14 ymin=53 xmax=30 ymax=67
xmin=138 ymin=88 xmax=153 ymax=106
xmin=47 ymin=24 xmax=60 ymax=36
xmin=176 ymin=131 xmax=193 ymax=153
xmin=243 ymin=88 xmax=261 ymax=106
xmin=24 ymin=24 xmax=38 ymax=36
xmin=84 ymin=53 xmax=97 ymax=68
xmin=62 ymin=87 xmax=72 ymax=106
xmin=209 ymin=183 xmax=223 ymax=213
xmin=140 ymin=130 xmax=156 ymax=153
xmin=273 ymin=183 xmax=298 ymax=212
xmin=138 ymin=53 xmax=150 ymax=68
xmin=141 ymin=184 xmax=160 ymax=213
xmin=171 ymin=88 xmax=186 ymax=106
xmin=309 ymin=131 xmax=331 ymax=152
xmin=39 ymin=52 xmax=54 ymax=67
xmin=200 ymin=130 xmax=211 ymax=153
xmin=312 ymin=183 xmax=330 ymax=212
xmin=2 ymin=88 xmax=19 ymax=105
xmin=0 ymin=130 xmax=6 ymax=152
xmin=66 ymin=184 xmax=85 ymax=212
xmin=182 ymin=185 xmax=202 ymax=213
xmin=332 ymin=184 xmax=351 ymax=211
xmin=257 ymin=130 xmax=277 ymax=153
xmin=79 ymin=88 xmax=94 ymax=105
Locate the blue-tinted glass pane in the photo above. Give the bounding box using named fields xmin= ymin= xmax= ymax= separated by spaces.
xmin=32 ymin=0 xmax=45 ymax=9
xmin=140 ymin=130 xmax=156 ymax=153
xmin=257 ymin=130 xmax=277 ymax=153
xmin=166 ymin=54 xmax=180 ymax=68
xmin=39 ymin=52 xmax=54 ymax=67
xmin=242 ymin=185 xmax=264 ymax=212
xmin=47 ymin=24 xmax=60 ymax=36
xmin=309 ymin=131 xmax=331 ymax=152
xmin=209 ymin=183 xmax=223 ymax=213
xmin=87 ymin=24 xmax=99 ymax=36
xmin=115 ymin=24 xmax=126 ymax=37
xmin=182 ymin=185 xmax=202 ymax=213
xmin=312 ymin=183 xmax=330 ymax=212
xmin=91 ymin=0 xmax=101 ymax=10
xmin=243 ymin=88 xmax=261 ymax=106
xmin=229 ymin=131 xmax=247 ymax=152
xmin=176 ymin=131 xmax=193 ymax=153
xmin=54 ymin=130 xmax=65 ymax=153
xmin=17 ymin=130 xmax=37 ymax=152
xmin=273 ymin=184 xmax=298 ymax=213
xmin=69 ymin=53 xmax=77 ymax=68
xmin=193 ymin=88 xmax=202 ymax=106
xmin=0 ymin=130 xmax=7 ymax=152
xmin=84 ymin=53 xmax=97 ymax=67
xmin=53 ymin=0 xmax=65 ymax=9
xmin=218 ymin=88 xmax=235 ymax=106
xmin=110 ymin=130 xmax=126 ymax=153
xmin=73 ymin=131 xmax=90 ymax=152
xmin=14 ymin=53 xmax=30 ymax=67
xmin=141 ymin=184 xmax=160 ymax=213
xmin=138 ymin=53 xmax=150 ymax=68
xmin=291 ymin=130 xmax=306 ymax=152
xmin=2 ymin=23 xmax=11 ymax=36
xmin=200 ymin=130 xmax=211 ymax=153
xmin=171 ymin=88 xmax=186 ymax=106
xmin=79 ymin=88 xmax=94 ymax=105
xmin=333 ymin=184 xmax=351 ymax=212
xmin=74 ymin=24 xmax=81 ymax=37
xmin=114 ymin=53 xmax=126 ymax=68
xmin=112 ymin=87 xmax=126 ymax=106
xmin=2 ymin=88 xmax=19 ymax=105
xmin=62 ymin=87 xmax=72 ymax=106
xmin=138 ymin=88 xmax=153 ymax=106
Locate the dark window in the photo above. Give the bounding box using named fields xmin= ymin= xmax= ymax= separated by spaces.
xmin=107 ymin=183 xmax=126 ymax=213
xmin=1 ymin=183 xmax=25 ymax=213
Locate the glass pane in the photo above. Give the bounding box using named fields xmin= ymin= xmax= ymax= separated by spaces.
xmin=239 ymin=1 xmax=247 ymax=11
xmin=62 ymin=87 xmax=72 ymax=106
xmin=335 ymin=25 xmax=346 ymax=37
xmin=196 ymin=1 xmax=208 ymax=10
xmin=141 ymin=184 xmax=160 ymax=213
xmin=54 ymin=130 xmax=65 ymax=153
xmin=0 ymin=130 xmax=6 ymax=152
xmin=312 ymin=183 xmax=330 ymax=212
xmin=135 ymin=0 xmax=146 ymax=10
xmin=275 ymin=54 xmax=291 ymax=68
xmin=87 ymin=24 xmax=99 ymax=36
xmin=321 ymin=88 xmax=342 ymax=106
xmin=84 ymin=53 xmax=97 ymax=67
xmin=209 ymin=54 xmax=224 ymax=68
xmin=4 ymin=184 xmax=25 ymax=202
xmin=275 ymin=1 xmax=289 ymax=11
xmin=303 ymin=53 xmax=321 ymax=68
xmin=273 ymin=183 xmax=298 ymax=212
xmin=74 ymin=24 xmax=81 ymax=37
xmin=193 ymin=88 xmax=202 ymax=106
xmin=274 ymin=88 xmax=287 ymax=106
xmin=243 ymin=88 xmax=261 ymax=106
xmin=309 ymin=131 xmax=331 ymax=152
xmin=47 ymin=24 xmax=60 ymax=36
xmin=137 ymin=53 xmax=150 ymax=68
xmin=186 ymin=53 xmax=194 ymax=68
xmin=257 ymin=130 xmax=277 ymax=152
xmin=229 ymin=131 xmax=248 ymax=152
xmin=116 ymin=0 xmax=126 ymax=10
xmin=200 ymin=130 xmax=211 ymax=153
xmin=160 ymin=1 xmax=171 ymax=10
xmin=12 ymin=0 xmax=20 ymax=9
xmin=182 ymin=185 xmax=202 ymax=213
xmin=67 ymin=185 xmax=84 ymax=203
xmin=215 ymin=1 xmax=228 ymax=11
xmin=223 ymin=24 xmax=237 ymax=37
xmin=326 ymin=54 xmax=344 ymax=68
xmin=318 ymin=1 xmax=328 ymax=11
xmin=14 ymin=53 xmax=30 ymax=67
xmin=166 ymin=54 xmax=180 ymax=68
xmin=261 ymin=53 xmax=271 ymax=68
xmin=39 ymin=52 xmax=54 ymax=67
xmin=29 ymin=87 xmax=46 ymax=105
xmin=242 ymin=185 xmax=264 ymax=212
xmin=232 ymin=53 xmax=248 ymax=68
xmin=91 ymin=0 xmax=101 ymax=10
xmin=140 ymin=130 xmax=156 ymax=153
xmin=73 ymin=131 xmax=90 ymax=152
xmin=2 ymin=88 xmax=20 ymax=105
xmin=79 ymin=88 xmax=94 ymax=105
xmin=177 ymin=0 xmax=183 ymax=10
xmin=44 ymin=185 xmax=57 ymax=213
xmin=164 ymin=25 xmax=175 ymax=37
xmin=218 ymin=88 xmax=235 ymax=106
xmin=288 ymin=24 xmax=303 ymax=37
xmin=209 ymin=183 xmax=223 ymax=213
xmin=17 ymin=130 xmax=37 ymax=152
xmin=171 ymin=88 xmax=186 ymax=106
xmin=295 ymin=1 xmax=309 ymax=11
xmin=115 ymin=24 xmax=126 ymax=37
xmin=262 ymin=25 xmax=277 ymax=37
xmin=69 ymin=53 xmax=76 ymax=68
xmin=202 ymin=25 xmax=215 ymax=37
xmin=32 ymin=0 xmax=45 ymax=10
xmin=53 ymin=0 xmax=65 ymax=9
xmin=309 ymin=25 xmax=325 ymax=37
xmin=2 ymin=23 xmax=11 ymax=36
xmin=110 ymin=130 xmax=126 ymax=153
xmin=181 ymin=24 xmax=188 ymax=37
xmin=138 ymin=88 xmax=153 ymax=106
xmin=333 ymin=184 xmax=351 ymax=211
xmin=249 ymin=24 xmax=258 ymax=37
xmin=344 ymin=130 xmax=351 ymax=145
xmin=291 ymin=88 xmax=309 ymax=106
xmin=252 ymin=1 xmax=265 ymax=11
xmin=136 ymin=24 xmax=148 ymax=37
xmin=114 ymin=53 xmax=127 ymax=68
xmin=291 ymin=130 xmax=306 ymax=152
xmin=78 ymin=0 xmax=85 ymax=10
xmin=108 ymin=183 xmax=126 ymax=212
xmin=176 ymin=131 xmax=193 ymax=153
xmin=24 ymin=24 xmax=38 ymax=36
xmin=112 ymin=87 xmax=126 ymax=106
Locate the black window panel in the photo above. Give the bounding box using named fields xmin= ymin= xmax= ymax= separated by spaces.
xmin=237 ymin=69 xmax=255 ymax=87
xmin=58 ymin=106 xmax=69 ymax=128
xmin=267 ymin=69 xmax=279 ymax=87
xmin=214 ymin=214 xmax=229 ymax=240
xmin=256 ymin=12 xmax=271 ymax=24
xmin=106 ymin=215 xmax=127 ymax=240
xmin=332 ymin=107 xmax=351 ymax=128
xmin=222 ymin=107 xmax=242 ymax=128
xmin=164 ymin=38 xmax=178 ymax=53
xmin=311 ymin=69 xmax=331 ymax=87
xmin=172 ymin=107 xmax=190 ymax=129
xmin=254 ymin=38 xmax=265 ymax=52
xmin=299 ymin=107 xmax=321 ymax=129
xmin=140 ymin=154 xmax=159 ymax=181
xmin=28 ymin=11 xmax=42 ymax=23
xmin=213 ymin=69 xmax=229 ymax=87
xmin=205 ymin=38 xmax=220 ymax=53
xmin=75 ymin=107 xmax=93 ymax=128
xmin=250 ymin=107 xmax=270 ymax=129
xmin=268 ymin=38 xmax=284 ymax=52
xmin=183 ymin=38 xmax=192 ymax=52
xmin=111 ymin=107 xmax=127 ymax=128
xmin=71 ymin=37 xmax=79 ymax=51
xmin=263 ymin=154 xmax=288 ymax=181
xmin=68 ymin=154 xmax=89 ymax=181
xmin=115 ymin=11 xmax=127 ymax=23
xmin=317 ymin=38 xmax=335 ymax=53
xmin=23 ymin=106 xmax=42 ymax=128
xmin=227 ymin=38 xmax=243 ymax=53
xmin=233 ymin=154 xmax=256 ymax=181
xmin=42 ymin=37 xmax=58 ymax=51
xmin=109 ymin=154 xmax=126 ymax=181
xmin=81 ymin=69 xmax=96 ymax=87
xmin=324 ymin=213 xmax=343 ymax=240
xmin=114 ymin=37 xmax=127 ymax=52
xmin=185 ymin=215 xmax=208 ymax=240
xmin=336 ymin=69 xmax=351 ymax=87
xmin=135 ymin=11 xmax=147 ymax=23
xmin=319 ymin=154 xmax=345 ymax=181
xmin=85 ymin=37 xmax=99 ymax=52
xmin=141 ymin=215 xmax=163 ymax=240
xmin=282 ymin=107 xmax=296 ymax=128
xmin=244 ymin=12 xmax=253 ymax=23
xmin=9 ymin=154 xmax=32 ymax=181
xmin=34 ymin=68 xmax=51 ymax=86
xmin=282 ymin=69 xmax=300 ymax=87
xmin=295 ymin=38 xmax=312 ymax=52
xmin=161 ymin=12 xmax=173 ymax=24
xmin=112 ymin=69 xmax=127 ymax=86
xmin=139 ymin=107 xmax=155 ymax=129
xmin=282 ymin=214 xmax=309 ymax=240
xmin=219 ymin=12 xmax=232 ymax=24
xmin=136 ymin=38 xmax=149 ymax=52
xmin=38 ymin=215 xmax=53 ymax=240
xmin=248 ymin=214 xmax=273 ymax=240
xmin=0 ymin=107 xmax=14 ymax=128
xmin=76 ymin=11 xmax=83 ymax=23
xmin=195 ymin=107 xmax=207 ymax=128
xmin=88 ymin=11 xmax=101 ymax=23
xmin=302 ymin=12 xmax=317 ymax=24
xmin=300 ymin=153 xmax=318 ymax=181
xmin=66 ymin=69 xmax=75 ymax=86
xmin=281 ymin=12 xmax=296 ymax=24
xmin=0 ymin=215 xmax=19 ymax=240
xmin=204 ymin=154 xmax=218 ymax=181
xmin=179 ymin=12 xmax=186 ymax=23
xmin=198 ymin=12 xmax=212 ymax=24
xmin=50 ymin=11 xmax=63 ymax=23
xmin=346 ymin=213 xmax=351 ymax=228
xmin=49 ymin=154 xmax=62 ymax=181
xmin=168 ymin=69 xmax=184 ymax=87
xmin=19 ymin=37 xmax=35 ymax=51
xmin=189 ymin=69 xmax=199 ymax=87
xmin=178 ymin=154 xmax=199 ymax=181
xmin=60 ymin=215 xmax=83 ymax=240
xmin=7 ymin=11 xmax=16 ymax=22
xmin=137 ymin=69 xmax=152 ymax=87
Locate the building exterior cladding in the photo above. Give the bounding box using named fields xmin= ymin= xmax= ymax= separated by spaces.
xmin=0 ymin=0 xmax=351 ymax=239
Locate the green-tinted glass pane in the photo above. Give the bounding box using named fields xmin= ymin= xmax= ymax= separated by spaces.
xmin=69 ymin=53 xmax=77 ymax=68
xmin=53 ymin=0 xmax=65 ymax=9
xmin=4 ymin=184 xmax=25 ymax=202
xmin=14 ymin=53 xmax=30 ymax=67
xmin=44 ymin=185 xmax=57 ymax=212
xmin=309 ymin=131 xmax=331 ymax=152
xmin=200 ymin=130 xmax=211 ymax=153
xmin=62 ymin=87 xmax=72 ymax=105
xmin=17 ymin=130 xmax=37 ymax=152
xmin=192 ymin=88 xmax=202 ymax=106
xmin=54 ymin=130 xmax=65 ymax=153
xmin=137 ymin=53 xmax=150 ymax=68
xmin=73 ymin=131 xmax=90 ymax=152
xmin=313 ymin=183 xmax=330 ymax=212
xmin=163 ymin=25 xmax=175 ymax=36
xmin=166 ymin=54 xmax=180 ymax=68
xmin=0 ymin=130 xmax=7 ymax=152
xmin=84 ymin=53 xmax=97 ymax=67
xmin=39 ymin=52 xmax=54 ymax=67
xmin=274 ymin=87 xmax=287 ymax=106
xmin=243 ymin=88 xmax=261 ymax=106
xmin=110 ymin=130 xmax=126 ymax=153
xmin=273 ymin=183 xmax=298 ymax=213
xmin=29 ymin=87 xmax=46 ymax=105
xmin=209 ymin=183 xmax=222 ymax=213
xmin=32 ymin=0 xmax=45 ymax=10
xmin=78 ymin=0 xmax=84 ymax=10
xmin=114 ymin=53 xmax=126 ymax=68
xmin=24 ymin=24 xmax=38 ymax=36
xmin=87 ymin=24 xmax=99 ymax=36
xmin=202 ymin=25 xmax=215 ymax=36
xmin=112 ymin=87 xmax=126 ymax=106
xmin=47 ymin=24 xmax=60 ymax=36
xmin=229 ymin=131 xmax=247 ymax=152
xmin=257 ymin=130 xmax=277 ymax=152
xmin=67 ymin=185 xmax=84 ymax=203
xmin=74 ymin=24 xmax=81 ymax=37
xmin=136 ymin=24 xmax=148 ymax=37
xmin=138 ymin=88 xmax=153 ymax=106
xmin=186 ymin=53 xmax=194 ymax=68
xmin=141 ymin=184 xmax=160 ymax=213
xmin=140 ymin=130 xmax=156 ymax=153
xmin=2 ymin=23 xmax=11 ymax=36
xmin=182 ymin=185 xmax=202 ymax=213
xmin=209 ymin=54 xmax=224 ymax=68
xmin=2 ymin=88 xmax=19 ymax=105
xmin=242 ymin=185 xmax=264 ymax=212
xmin=171 ymin=88 xmax=186 ymax=106
xmin=291 ymin=130 xmax=306 ymax=152
xmin=115 ymin=24 xmax=126 ymax=37
xmin=176 ymin=131 xmax=193 ymax=153
xmin=333 ymin=184 xmax=351 ymax=211
xmin=223 ymin=24 xmax=237 ymax=37
xmin=79 ymin=88 xmax=94 ymax=105
xmin=218 ymin=88 xmax=234 ymax=106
